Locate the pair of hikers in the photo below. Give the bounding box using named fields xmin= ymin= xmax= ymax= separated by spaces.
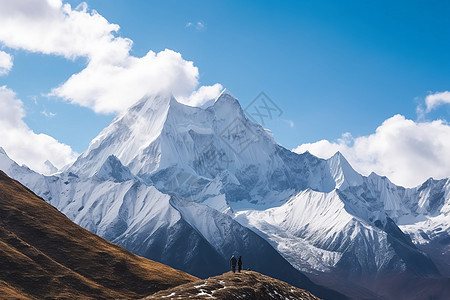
xmin=230 ymin=255 xmax=242 ymax=273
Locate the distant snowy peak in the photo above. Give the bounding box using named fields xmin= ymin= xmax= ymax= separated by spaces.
xmin=0 ymin=147 xmax=35 ymax=180
xmin=326 ymin=151 xmax=363 ymax=189
xmin=44 ymin=160 xmax=58 ymax=175
xmin=415 ymin=177 xmax=450 ymax=215
xmin=0 ymin=147 xmax=50 ymax=198
xmin=0 ymin=146 xmax=58 ymax=177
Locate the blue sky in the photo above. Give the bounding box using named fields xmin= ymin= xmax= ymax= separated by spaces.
xmin=0 ymin=0 xmax=449 ymax=186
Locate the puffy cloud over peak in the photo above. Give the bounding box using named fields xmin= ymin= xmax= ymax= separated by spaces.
xmin=293 ymin=115 xmax=450 ymax=188
xmin=51 ymin=49 xmax=211 ymax=113
xmin=179 ymin=83 xmax=224 ymax=107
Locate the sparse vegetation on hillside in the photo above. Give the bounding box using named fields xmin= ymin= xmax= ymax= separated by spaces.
xmin=0 ymin=171 xmax=197 ymax=299
xmin=145 ymin=271 xmax=320 ymax=300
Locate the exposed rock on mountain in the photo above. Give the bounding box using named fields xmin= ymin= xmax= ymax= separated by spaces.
xmin=144 ymin=271 xmax=320 ymax=300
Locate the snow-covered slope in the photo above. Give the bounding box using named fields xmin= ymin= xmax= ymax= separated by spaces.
xmin=348 ymin=174 xmax=450 ymax=243
xmin=235 ymin=188 xmax=439 ymax=276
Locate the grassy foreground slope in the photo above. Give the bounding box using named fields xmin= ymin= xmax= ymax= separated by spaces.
xmin=0 ymin=171 xmax=196 ymax=299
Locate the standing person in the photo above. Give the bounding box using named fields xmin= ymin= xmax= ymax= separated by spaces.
xmin=230 ymin=255 xmax=237 ymax=273
xmin=238 ymin=256 xmax=242 ymax=273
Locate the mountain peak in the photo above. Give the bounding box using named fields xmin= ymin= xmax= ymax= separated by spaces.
xmin=331 ymin=151 xmax=344 ymax=159
xmin=127 ymin=93 xmax=176 ymax=115
xmin=214 ymin=88 xmax=239 ymax=105
xmin=44 ymin=160 xmax=58 ymax=175
xmin=211 ymin=89 xmax=245 ymax=122
xmin=327 ymin=151 xmax=363 ymax=189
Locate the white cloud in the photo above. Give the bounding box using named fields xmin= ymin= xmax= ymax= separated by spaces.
xmin=0 ymin=0 xmax=221 ymax=113
xmin=0 ymin=86 xmax=77 ymax=174
xmin=0 ymin=0 xmax=131 ymax=62
xmin=51 ymin=49 xmax=212 ymax=113
xmin=179 ymin=83 xmax=223 ymax=107
xmin=283 ymin=119 xmax=295 ymax=128
xmin=186 ymin=21 xmax=206 ymax=31
xmin=0 ymin=51 xmax=13 ymax=75
xmin=425 ymin=91 xmax=450 ymax=112
xmin=293 ymin=115 xmax=450 ymax=188
xmin=293 ymin=139 xmax=341 ymax=159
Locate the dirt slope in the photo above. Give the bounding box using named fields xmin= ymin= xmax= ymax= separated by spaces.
xmin=0 ymin=171 xmax=197 ymax=299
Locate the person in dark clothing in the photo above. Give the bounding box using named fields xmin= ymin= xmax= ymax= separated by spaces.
xmin=230 ymin=255 xmax=237 ymax=273
xmin=238 ymin=256 xmax=242 ymax=272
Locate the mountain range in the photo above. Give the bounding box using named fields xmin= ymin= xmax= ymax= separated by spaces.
xmin=1 ymin=90 xmax=449 ymax=299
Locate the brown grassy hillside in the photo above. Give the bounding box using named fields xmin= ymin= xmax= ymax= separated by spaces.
xmin=0 ymin=171 xmax=197 ymax=299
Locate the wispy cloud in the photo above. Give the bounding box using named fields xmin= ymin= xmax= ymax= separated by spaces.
xmin=41 ymin=109 xmax=56 ymax=118
xmin=283 ymin=119 xmax=295 ymax=128
xmin=417 ymin=91 xmax=450 ymax=120
xmin=185 ymin=21 xmax=206 ymax=31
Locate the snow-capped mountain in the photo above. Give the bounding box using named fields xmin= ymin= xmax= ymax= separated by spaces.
xmin=0 ymin=147 xmax=54 ymax=197
xmin=1 ymin=91 xmax=448 ymax=299
xmin=68 ymin=90 xmax=337 ymax=209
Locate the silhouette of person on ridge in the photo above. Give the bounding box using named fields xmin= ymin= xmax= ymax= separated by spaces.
xmin=230 ymin=255 xmax=237 ymax=273
xmin=238 ymin=256 xmax=242 ymax=272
